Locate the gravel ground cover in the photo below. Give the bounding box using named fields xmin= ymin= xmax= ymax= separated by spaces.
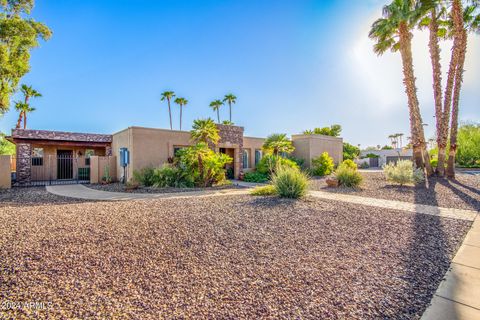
xmin=0 ymin=191 xmax=470 ymax=319
xmin=310 ymin=172 xmax=480 ymax=211
xmin=0 ymin=187 xmax=89 ymax=206
xmin=87 ymin=182 xmax=244 ymax=194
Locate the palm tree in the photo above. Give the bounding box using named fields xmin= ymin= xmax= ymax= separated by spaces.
xmin=161 ymin=91 xmax=175 ymax=130
xmin=15 ymin=85 xmax=41 ymax=129
xmin=174 ymin=97 xmax=188 ymax=130
xmin=190 ymin=118 xmax=220 ymax=146
xmin=15 ymin=102 xmax=35 ymax=129
xmin=446 ymin=1 xmax=478 ymax=177
xmin=370 ymin=0 xmax=432 ymax=175
xmin=262 ymin=133 xmax=295 ymax=156
xmin=209 ymin=100 xmax=223 ymax=124
xmin=223 ymin=93 xmax=237 ymax=122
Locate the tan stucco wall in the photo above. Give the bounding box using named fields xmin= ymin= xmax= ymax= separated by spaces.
xmin=243 ymin=136 xmax=265 ymax=169
xmin=111 ymin=128 xmax=133 ymax=181
xmin=90 ymin=156 xmax=117 ymax=184
xmin=292 ymin=134 xmax=343 ymax=167
xmin=0 ymin=155 xmax=11 ymax=189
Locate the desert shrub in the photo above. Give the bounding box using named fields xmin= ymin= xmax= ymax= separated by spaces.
xmin=286 ymin=155 xmax=305 ymax=168
xmin=244 ymin=171 xmax=269 ymax=183
xmin=457 ymin=123 xmax=480 ymax=167
xmin=151 ymin=165 xmax=195 ymax=188
xmin=271 ymin=165 xmax=309 ymax=199
xmin=341 ymin=159 xmax=357 ymax=170
xmin=250 ymin=185 xmax=277 ymax=196
xmin=256 ymin=154 xmax=299 ymax=175
xmin=343 ymin=142 xmax=360 ymax=160
xmin=335 ymin=165 xmax=362 ymax=188
xmin=133 ymin=167 xmax=156 ymax=186
xmin=365 ymin=153 xmax=379 ymax=158
xmin=383 ymin=160 xmax=424 ymax=186
xmin=359 ymin=162 xmax=369 ymax=169
xmin=176 ymin=143 xmax=232 ymax=187
xmin=311 ymin=152 xmax=334 ymax=176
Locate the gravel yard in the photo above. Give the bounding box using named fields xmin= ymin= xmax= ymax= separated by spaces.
xmin=311 ymin=172 xmax=480 ymax=211
xmin=87 ymin=182 xmax=245 ymax=194
xmin=0 ymin=189 xmax=471 ymax=319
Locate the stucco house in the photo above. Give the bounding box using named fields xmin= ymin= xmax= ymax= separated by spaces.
xmin=356 ymin=148 xmax=413 ymax=168
xmin=6 ymin=125 xmax=343 ymax=186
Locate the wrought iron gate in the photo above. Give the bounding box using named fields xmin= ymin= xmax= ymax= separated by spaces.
xmin=12 ymin=155 xmax=91 ymax=187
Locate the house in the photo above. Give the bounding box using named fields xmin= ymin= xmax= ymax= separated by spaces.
xmin=6 ymin=125 xmax=343 ymax=186
xmin=357 ymin=148 xmax=413 ymax=168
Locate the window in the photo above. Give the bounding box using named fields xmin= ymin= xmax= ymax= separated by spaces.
xmin=173 ymin=146 xmax=186 ymax=156
xmin=32 ymin=148 xmax=44 ymax=166
xmin=85 ymin=149 xmax=94 ymax=166
xmin=255 ymin=149 xmax=262 ymax=166
xmin=242 ymin=150 xmax=249 ymax=169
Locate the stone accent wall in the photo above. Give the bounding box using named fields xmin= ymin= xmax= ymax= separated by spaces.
xmin=16 ymin=143 xmax=32 ymax=184
xmin=12 ymin=129 xmax=112 ymax=143
xmin=106 ymin=146 xmax=112 ymax=156
xmin=217 ymin=124 xmax=244 ymax=177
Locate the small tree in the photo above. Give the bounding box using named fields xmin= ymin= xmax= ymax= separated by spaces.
xmin=311 ymin=152 xmax=334 ymax=176
xmin=262 ymin=133 xmax=295 ymax=156
xmin=190 ymin=118 xmax=220 ymax=146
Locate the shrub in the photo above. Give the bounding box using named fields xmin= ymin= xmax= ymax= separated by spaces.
xmin=341 ymin=159 xmax=357 ymax=170
xmin=151 ymin=165 xmax=195 ymax=188
xmin=243 ymin=171 xmax=269 ymax=183
xmin=359 ymin=162 xmax=370 ymax=169
xmin=383 ymin=160 xmax=424 ymax=186
xmin=133 ymin=167 xmax=156 ymax=186
xmin=343 ymin=142 xmax=360 ymax=160
xmin=286 ymin=155 xmax=305 ymax=168
xmin=311 ymin=152 xmax=334 ymax=176
xmin=176 ymin=143 xmax=232 ymax=187
xmin=250 ymin=185 xmax=277 ymax=196
xmin=271 ymin=165 xmax=309 ymax=199
xmin=256 ymin=154 xmax=299 ymax=175
xmin=335 ymin=165 xmax=363 ymax=188
xmin=430 ymin=158 xmax=438 ymax=169
xmin=365 ymin=153 xmax=379 ymax=158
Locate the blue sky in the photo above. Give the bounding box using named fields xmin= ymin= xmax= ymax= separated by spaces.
xmin=1 ymin=0 xmax=479 ymax=147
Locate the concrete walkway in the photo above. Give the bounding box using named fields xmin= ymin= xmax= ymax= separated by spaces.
xmin=421 ymin=218 xmax=480 ymax=320
xmin=46 ymin=184 xmax=250 ymax=201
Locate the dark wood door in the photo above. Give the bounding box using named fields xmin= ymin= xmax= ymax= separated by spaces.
xmin=57 ymin=150 xmax=73 ymax=180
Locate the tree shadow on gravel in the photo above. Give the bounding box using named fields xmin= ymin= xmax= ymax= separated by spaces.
xmin=394 ymin=178 xmax=450 ymax=318
xmin=449 ymin=178 xmax=480 ymax=196
xmin=435 ymin=178 xmax=480 ymax=211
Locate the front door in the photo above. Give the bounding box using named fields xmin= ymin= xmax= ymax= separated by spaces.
xmin=57 ymin=150 xmax=73 ymax=180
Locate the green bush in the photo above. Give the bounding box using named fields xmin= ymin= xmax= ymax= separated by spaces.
xmin=133 ymin=167 xmax=156 ymax=186
xmin=311 ymin=152 xmax=334 ymax=176
xmin=359 ymin=162 xmax=369 ymax=169
xmin=341 ymin=159 xmax=357 ymax=170
xmin=430 ymin=158 xmax=438 ymax=169
xmin=335 ymin=165 xmax=363 ymax=188
xmin=151 ymin=165 xmax=195 ymax=188
xmin=286 ymin=155 xmax=305 ymax=168
xmin=383 ymin=160 xmax=424 ymax=186
xmin=343 ymin=142 xmax=360 ymax=160
xmin=243 ymin=171 xmax=269 ymax=183
xmin=176 ymin=143 xmax=232 ymax=187
xmin=457 ymin=123 xmax=480 ymax=167
xmin=250 ymin=185 xmax=277 ymax=196
xmin=256 ymin=154 xmax=299 ymax=175
xmin=271 ymin=165 xmax=309 ymax=199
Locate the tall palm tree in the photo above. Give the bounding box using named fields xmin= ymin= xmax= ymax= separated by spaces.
xmin=174 ymin=97 xmax=188 ymax=130
xmin=15 ymin=102 xmax=35 ymax=129
xmin=223 ymin=93 xmax=237 ymax=122
xmin=446 ymin=1 xmax=479 ymax=177
xmin=370 ymin=0 xmax=432 ymax=175
xmin=209 ymin=100 xmax=223 ymax=124
xmin=190 ymin=118 xmax=220 ymax=146
xmin=161 ymin=91 xmax=175 ymax=130
xmin=262 ymin=133 xmax=295 ymax=156
xmin=15 ymin=84 xmax=41 ymax=129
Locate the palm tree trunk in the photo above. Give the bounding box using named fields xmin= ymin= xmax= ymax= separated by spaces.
xmin=23 ymin=112 xmax=27 ymax=129
xmin=446 ymin=28 xmax=467 ymax=178
xmin=167 ymin=99 xmax=172 ymax=130
xmin=398 ymin=22 xmax=432 ymax=175
xmin=180 ymin=105 xmax=183 ymax=131
xmin=439 ymin=0 xmax=463 ymax=176
xmin=229 ymin=102 xmax=232 ymax=122
xmin=16 ymin=111 xmax=23 ymax=129
xmin=217 ymin=109 xmax=220 ymax=124
xmin=428 ymin=8 xmax=445 ymax=175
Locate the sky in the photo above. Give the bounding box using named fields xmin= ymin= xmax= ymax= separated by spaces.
xmin=1 ymin=0 xmax=479 ymax=148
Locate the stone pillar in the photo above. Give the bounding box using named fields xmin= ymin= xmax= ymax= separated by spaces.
xmin=0 ymin=155 xmax=11 ymax=189
xmin=16 ymin=143 xmax=32 ymax=184
xmin=106 ymin=145 xmax=112 ymax=156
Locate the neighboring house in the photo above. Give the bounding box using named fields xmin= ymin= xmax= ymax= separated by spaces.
xmin=357 ymin=148 xmax=413 ymax=168
xmin=7 ymin=125 xmax=343 ymax=185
